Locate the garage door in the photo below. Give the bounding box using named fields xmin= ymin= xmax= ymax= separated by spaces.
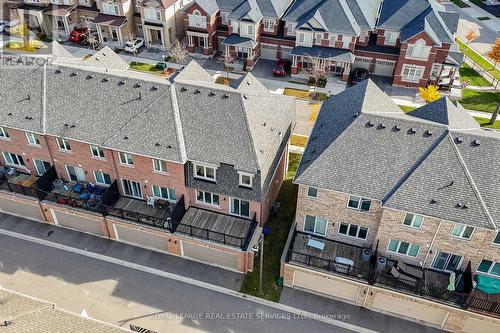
xmin=374 ymin=60 xmax=396 ymax=76
xmin=372 ymin=293 xmax=447 ymax=326
xmin=463 ymin=317 xmax=500 ymax=333
xmin=114 ymin=224 xmax=168 ymax=253
xmin=353 ymin=56 xmax=371 ymax=70
xmin=293 ymin=271 xmax=359 ymax=302
xmin=280 ymin=47 xmax=292 ymax=60
xmin=0 ymin=198 xmax=44 ymax=222
xmin=182 ymin=241 xmax=238 ymax=270
xmin=52 ymin=209 xmax=104 ymax=236
xmin=261 ymin=44 xmax=277 ymax=60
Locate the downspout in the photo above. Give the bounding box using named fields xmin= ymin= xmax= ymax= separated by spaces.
xmin=423 ymin=220 xmax=442 ymax=268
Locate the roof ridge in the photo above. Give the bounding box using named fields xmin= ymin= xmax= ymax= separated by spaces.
xmin=170 ymin=85 xmax=187 ymax=163
xmin=238 ymin=93 xmax=261 ymax=173
xmin=382 ymin=128 xmax=449 ymax=204
xmin=446 ymin=132 xmax=497 ymax=229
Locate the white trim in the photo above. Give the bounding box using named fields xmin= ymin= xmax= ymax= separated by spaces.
xmin=93 ymin=170 xmax=112 ymax=186
xmin=303 ymin=214 xmax=328 ymax=237
xmin=0 ymin=127 xmax=10 ymax=140
xmin=238 ymin=171 xmax=253 ymax=188
xmin=476 ymin=259 xmax=500 ymax=277
xmin=152 ymin=159 xmax=168 ymax=173
xmin=450 ymin=224 xmax=475 ymax=240
xmin=33 ymin=159 xmax=50 ymax=176
xmin=402 ymin=213 xmax=424 ymax=229
xmin=151 ymin=184 xmax=176 ymax=202
xmin=430 ymin=251 xmax=463 ymax=273
xmin=56 ymin=138 xmax=71 ymax=152
xmin=118 ymin=151 xmax=134 ymax=166
xmin=401 ymin=64 xmax=425 ymax=82
xmin=193 ymin=162 xmax=216 ymax=182
xmin=387 ymin=239 xmax=420 ymax=258
xmin=195 ymin=190 xmax=220 ymax=207
xmin=229 ymin=197 xmax=251 ymax=219
xmin=346 ymin=195 xmax=371 ymax=212
xmin=90 ymin=145 xmax=105 ymax=159
xmin=25 ymin=132 xmax=41 ymax=146
xmin=121 ymin=178 xmax=143 ymax=199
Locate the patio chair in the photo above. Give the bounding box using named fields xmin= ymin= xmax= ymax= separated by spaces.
xmin=391 ymin=266 xmax=417 ymax=283
xmin=73 ymin=183 xmax=82 ymax=193
xmin=146 ymin=196 xmax=156 ymax=208
xmin=396 ymin=260 xmax=424 ymax=280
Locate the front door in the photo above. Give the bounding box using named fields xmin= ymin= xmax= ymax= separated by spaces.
xmin=122 ymin=179 xmax=142 ymax=199
xmin=431 ymin=252 xmax=463 ymax=272
xmin=33 ymin=159 xmax=51 ymax=176
xmin=237 ymin=47 xmax=248 ymax=59
xmin=66 ymin=165 xmax=85 ymax=182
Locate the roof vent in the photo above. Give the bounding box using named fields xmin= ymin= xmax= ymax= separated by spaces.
xmin=378 ymin=123 xmax=386 ymax=129
xmin=243 ymin=94 xmax=248 ymax=99
xmin=118 ymin=80 xmax=125 ymax=86
xmin=151 ymin=85 xmax=158 ymax=91
xmin=366 ymin=121 xmax=374 ymax=127
xmin=24 ymin=116 xmax=33 ymax=120
xmin=247 ymin=81 xmax=251 ymax=85
xmin=123 ymin=136 xmax=129 ymax=140
xmin=222 ymin=94 xmax=229 ymax=99
xmin=208 ymin=92 xmax=216 ymax=97
xmin=167 ymin=145 xmax=172 ymax=149
xmin=7 ymin=112 xmax=12 ymax=116
xmin=472 ymin=139 xmax=481 ymax=146
xmin=70 ymin=72 xmax=77 ymax=77
xmin=259 ymin=149 xmax=264 ymax=154
xmin=262 ymin=122 xmax=266 ymax=127
xmin=455 ymin=203 xmax=462 ymax=208
xmin=55 ymin=69 xmax=62 ymax=74
xmin=424 ymin=129 xmax=432 ymax=137
xmin=86 ymin=74 xmax=94 ymax=80
xmin=194 ymin=88 xmax=202 ymax=94
xmin=461 ymin=204 xmax=469 ymax=209
xmin=408 ymin=128 xmax=417 ymax=134
xmin=430 ymin=199 xmax=437 ymax=204
xmin=455 ymin=137 xmax=463 ymax=143
xmin=393 ymin=125 xmax=401 ymax=131
xmin=64 ymin=123 xmax=69 ymax=127
xmin=351 ymin=112 xmax=359 ymax=119
xmin=180 ymin=87 xmax=188 ymax=92
xmin=102 ymin=77 xmax=109 ymax=82
xmin=154 ymin=142 xmax=160 ymax=147
xmin=134 ymin=82 xmax=142 ymax=88
xmin=70 ymin=125 xmax=75 ymax=128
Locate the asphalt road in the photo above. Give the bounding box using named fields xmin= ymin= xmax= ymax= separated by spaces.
xmin=0 ymin=233 xmax=358 ymax=333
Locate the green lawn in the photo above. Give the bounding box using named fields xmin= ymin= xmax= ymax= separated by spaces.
xmin=283 ymin=88 xmax=329 ymax=101
xmin=399 ymin=105 xmax=417 ymax=113
xmin=460 ymin=89 xmax=500 ymax=113
xmin=240 ymin=153 xmax=301 ymax=302
xmin=456 ymin=39 xmax=500 ymax=80
xmin=474 ymin=117 xmax=500 ymax=129
xmin=290 ymin=134 xmax=308 ymax=148
xmin=129 ymin=61 xmax=162 ymax=73
xmin=459 ymin=64 xmax=491 ymax=86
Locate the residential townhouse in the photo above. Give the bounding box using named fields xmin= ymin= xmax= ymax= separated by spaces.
xmin=281 ymin=80 xmax=500 ymax=330
xmin=0 ymin=58 xmax=295 ymax=273
xmin=181 ymin=0 xmax=462 ymax=86
xmin=2 ymin=0 xmax=186 ymax=48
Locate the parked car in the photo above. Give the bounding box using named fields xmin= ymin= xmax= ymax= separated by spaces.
xmin=272 ymin=59 xmax=290 ymax=76
xmin=124 ymin=38 xmax=144 ymax=53
xmin=69 ymin=27 xmax=89 ymax=44
xmin=350 ymin=68 xmax=369 ymax=86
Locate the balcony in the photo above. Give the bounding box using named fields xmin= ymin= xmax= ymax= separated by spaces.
xmin=44 ymin=180 xmax=107 ymax=213
xmin=0 ymin=169 xmax=40 ymax=198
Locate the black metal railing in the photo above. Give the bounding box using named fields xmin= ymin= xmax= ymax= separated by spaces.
xmin=104 ymin=204 xmax=175 ymax=231
xmin=43 ymin=189 xmax=105 ymax=213
xmin=1 ymin=180 xmax=41 ymax=199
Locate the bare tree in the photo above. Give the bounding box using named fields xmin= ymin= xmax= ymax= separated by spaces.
xmin=489 ymin=103 xmax=500 ymax=125
xmin=86 ymin=32 xmax=99 ymax=50
xmin=168 ymin=40 xmax=189 ymax=63
xmin=302 ymin=55 xmax=329 ymax=98
xmin=217 ymin=49 xmax=235 ymax=79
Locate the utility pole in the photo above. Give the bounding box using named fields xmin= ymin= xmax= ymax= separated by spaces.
xmin=259 ymin=233 xmax=264 ymax=294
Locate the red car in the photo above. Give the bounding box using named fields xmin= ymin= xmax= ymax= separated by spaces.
xmin=272 ymin=59 xmax=288 ymax=76
xmin=69 ymin=27 xmax=89 ymax=44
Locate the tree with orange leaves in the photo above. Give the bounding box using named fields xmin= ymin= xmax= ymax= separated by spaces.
xmin=487 ymin=38 xmax=500 ymax=69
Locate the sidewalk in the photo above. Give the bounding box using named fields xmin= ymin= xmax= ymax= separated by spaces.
xmin=0 ymin=213 xmax=244 ymax=290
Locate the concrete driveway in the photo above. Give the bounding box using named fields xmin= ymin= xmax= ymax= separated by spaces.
xmin=294 ymin=99 xmax=317 ymax=137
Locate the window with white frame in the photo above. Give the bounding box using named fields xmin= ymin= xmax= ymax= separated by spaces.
xmin=314 ymin=33 xmax=322 ymax=45
xmin=430 ymin=63 xmax=442 ymax=79
xmin=432 ymin=252 xmax=462 ymax=271
xmin=238 ymin=172 xmax=253 ymax=188
xmin=329 ymin=34 xmax=337 ymax=46
xmin=33 ymin=159 xmax=50 ymax=176
xmin=122 ymin=179 xmax=142 ymax=198
xmin=402 ymin=65 xmax=424 ymax=82
xmin=406 ymin=39 xmax=430 ymax=60
xmin=194 ymin=163 xmax=216 ymax=181
xmin=297 ymin=32 xmax=313 ymax=46
xmin=90 ymin=145 xmax=105 ymax=159
xmin=230 ymin=198 xmax=250 ymax=218
xmin=384 ymin=31 xmax=398 ymax=45
xmin=387 ymin=239 xmax=420 ymax=258
xmin=342 ymin=35 xmax=351 ymax=49
xmin=339 ymin=222 xmax=368 ymax=240
xmin=304 ymin=215 xmax=327 ymax=236
xmin=246 ymin=24 xmax=254 ymax=36
xmin=145 ymin=7 xmax=161 ymax=22
xmin=451 ymin=224 xmax=474 ymax=239
xmin=286 ymin=22 xmax=296 ymax=35
xmin=402 ymin=213 xmax=423 ymax=228
xmin=102 ymin=3 xmax=119 ymax=15
xmin=25 ymin=132 xmax=40 ymax=145
xmin=152 ymin=185 xmax=176 ymax=201
xmin=307 ymin=187 xmax=318 ymax=198
xmin=188 ymin=10 xmax=207 ymax=28
xmin=196 ymin=190 xmax=220 ymax=206
xmin=220 ymin=11 xmax=228 ymax=24
xmin=94 ymin=171 xmax=112 ymax=185
xmin=153 ymin=159 xmax=168 ymax=173
xmin=477 ymin=259 xmax=500 ymax=277
xmin=263 ymin=18 xmax=275 ymax=32
xmin=347 ymin=195 xmax=371 ymax=212
xmin=57 ymin=138 xmax=71 ymax=151
xmin=119 ymin=152 xmax=133 ymax=165
xmin=0 ymin=127 xmax=9 ymax=139
xmin=2 ymin=152 xmax=25 ymax=167
xmin=494 ymin=231 xmax=500 ymax=245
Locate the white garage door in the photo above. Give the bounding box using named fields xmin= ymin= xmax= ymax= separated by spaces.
xmin=0 ymin=198 xmax=44 ymax=222
xmin=260 ymin=44 xmax=277 ymax=60
xmin=372 ymin=293 xmax=448 ymax=326
xmin=52 ymin=209 xmax=105 ymax=236
xmin=293 ymin=271 xmax=359 ymax=302
xmin=280 ymin=47 xmax=292 ymax=60
xmin=182 ymin=241 xmax=238 ymax=270
xmin=374 ymin=60 xmax=396 ymax=76
xmin=353 ymin=56 xmax=371 ymax=70
xmin=114 ymin=224 xmax=168 ymax=253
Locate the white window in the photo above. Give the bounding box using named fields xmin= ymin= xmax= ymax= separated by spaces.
xmin=347 ymin=195 xmax=371 ymax=212
xmin=342 ymin=35 xmax=351 ymax=49
xmin=188 ymin=10 xmax=207 ymax=28
xmin=329 ymin=34 xmax=337 ymax=46
xmin=145 ymin=7 xmax=161 ymax=22
xmin=432 ymin=252 xmax=462 ymax=272
xmin=263 ymin=19 xmax=275 ymax=32
xmin=406 ymin=39 xmax=430 ymax=60
xmin=94 ymin=171 xmax=112 ymax=185
xmin=230 ymin=198 xmax=250 ymax=218
xmin=220 ymin=11 xmax=228 ymax=25
xmin=494 ymin=231 xmax=500 ymax=245
xmin=451 ymin=224 xmax=474 ymax=240
xmin=304 ymin=215 xmax=327 ymax=236
xmin=152 ymin=185 xmax=176 ymax=201
xmin=430 ymin=63 xmax=442 ymax=79
xmin=387 ymin=240 xmax=420 ymax=258
xmin=122 ymin=179 xmax=142 ymax=199
xmin=152 ymin=159 xmax=168 ymax=173
xmin=57 ymin=138 xmax=71 ymax=151
xmin=384 ymin=31 xmax=398 ymax=45
xmin=102 ymin=3 xmax=119 ymax=15
xmin=119 ymin=152 xmax=133 ymax=166
xmin=238 ymin=172 xmax=253 ymax=188
xmin=297 ymin=32 xmax=312 ymax=46
xmin=339 ymin=222 xmax=368 ymax=240
xmin=402 ymin=65 xmax=424 ymax=82
xmin=402 ymin=213 xmax=423 ymax=229
xmin=33 ymin=159 xmax=50 ymax=176
xmin=194 ymin=163 xmax=216 ymax=181
xmin=246 ymin=24 xmax=254 ymax=36
xmin=25 ymin=132 xmax=40 ymax=146
xmin=286 ymin=22 xmax=296 ymax=35
xmin=65 ymin=165 xmax=85 ymax=182
xmin=477 ymin=259 xmax=500 ymax=277
xmin=0 ymin=127 xmax=9 ymax=139
xmin=196 ymin=190 xmax=220 ymax=206
xmin=307 ymin=187 xmax=318 ymax=198
xmin=2 ymin=152 xmax=25 ymax=167
xmin=90 ymin=145 xmax=105 ymax=159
